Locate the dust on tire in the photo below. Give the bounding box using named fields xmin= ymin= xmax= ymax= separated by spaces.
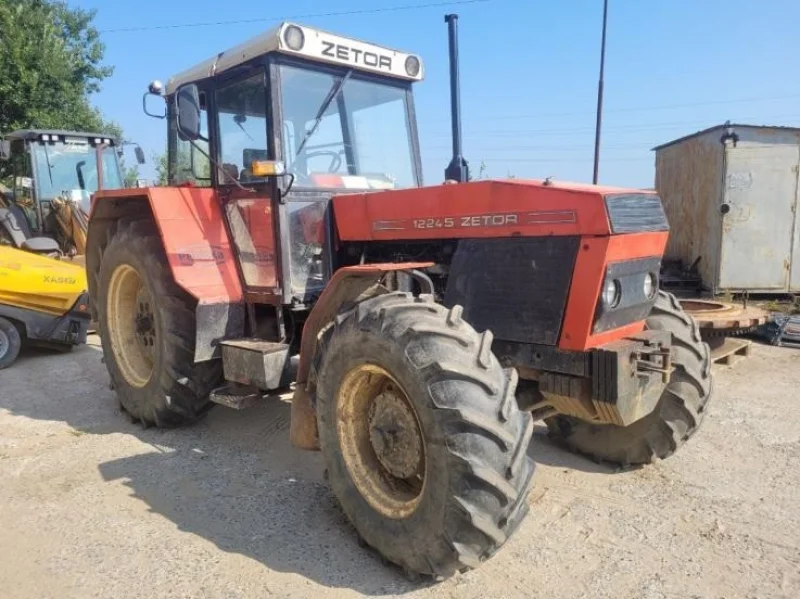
xmin=314 ymin=292 xmax=536 ymax=579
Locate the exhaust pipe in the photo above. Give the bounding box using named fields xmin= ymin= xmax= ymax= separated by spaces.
xmin=444 ymin=14 xmax=469 ymax=183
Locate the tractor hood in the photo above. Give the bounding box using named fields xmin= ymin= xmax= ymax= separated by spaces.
xmin=331 ymin=179 xmax=668 ymax=242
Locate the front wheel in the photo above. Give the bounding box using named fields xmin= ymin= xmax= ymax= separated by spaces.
xmin=0 ymin=317 xmax=22 ymax=369
xmin=314 ymin=292 xmax=535 ymax=579
xmin=546 ymin=291 xmax=713 ymax=466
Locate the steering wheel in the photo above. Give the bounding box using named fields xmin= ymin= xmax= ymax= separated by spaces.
xmin=305 ymin=150 xmax=344 ymax=173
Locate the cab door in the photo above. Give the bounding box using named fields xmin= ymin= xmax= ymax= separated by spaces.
xmin=215 ymin=66 xmax=281 ymax=300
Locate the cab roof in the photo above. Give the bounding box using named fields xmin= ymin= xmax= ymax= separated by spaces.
xmin=4 ymin=129 xmax=118 ymax=142
xmin=165 ymin=22 xmax=424 ymax=95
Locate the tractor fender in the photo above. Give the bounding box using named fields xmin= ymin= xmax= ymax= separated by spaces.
xmin=87 ymin=187 xmax=245 ymax=362
xmin=289 ymin=262 xmax=433 ymax=451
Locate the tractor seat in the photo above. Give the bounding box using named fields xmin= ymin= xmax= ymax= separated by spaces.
xmin=0 ymin=205 xmax=61 ymax=254
xmin=1 ymin=203 xmax=34 ymax=238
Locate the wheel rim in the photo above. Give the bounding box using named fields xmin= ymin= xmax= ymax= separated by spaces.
xmin=0 ymin=329 xmax=9 ymax=360
xmin=107 ymin=264 xmax=156 ymax=388
xmin=337 ymin=364 xmax=426 ymax=519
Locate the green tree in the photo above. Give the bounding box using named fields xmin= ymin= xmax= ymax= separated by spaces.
xmin=153 ymin=151 xmax=168 ymax=185
xmin=123 ymin=164 xmax=139 ymax=187
xmin=0 ymin=1 xmax=117 ymax=135
xmin=152 ymin=144 xmax=211 ymax=186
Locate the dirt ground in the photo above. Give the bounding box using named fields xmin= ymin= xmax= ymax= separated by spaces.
xmin=1 ymin=336 xmax=799 ymax=599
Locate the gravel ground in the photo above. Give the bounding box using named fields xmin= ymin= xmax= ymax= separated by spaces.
xmin=1 ymin=335 xmax=799 ymax=599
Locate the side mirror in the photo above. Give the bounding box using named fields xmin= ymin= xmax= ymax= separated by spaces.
xmin=176 ymin=84 xmax=201 ymax=141
xmin=134 ymin=145 xmax=146 ymax=165
xmin=143 ymin=93 xmax=167 ymax=119
xmin=142 ymin=79 xmax=166 ymax=119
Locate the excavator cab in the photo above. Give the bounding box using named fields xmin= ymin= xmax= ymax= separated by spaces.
xmin=0 ymin=129 xmax=144 ymax=256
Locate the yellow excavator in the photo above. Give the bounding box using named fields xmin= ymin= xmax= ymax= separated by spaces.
xmin=0 ymin=245 xmax=91 ymax=368
xmin=0 ymin=129 xmax=145 ymax=259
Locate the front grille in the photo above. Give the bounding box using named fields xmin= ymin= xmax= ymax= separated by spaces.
xmin=444 ymin=236 xmax=580 ymax=346
xmin=605 ymin=193 xmax=669 ymax=233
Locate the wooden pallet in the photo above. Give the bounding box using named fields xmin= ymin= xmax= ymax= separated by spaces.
xmin=708 ymin=337 xmax=752 ymax=366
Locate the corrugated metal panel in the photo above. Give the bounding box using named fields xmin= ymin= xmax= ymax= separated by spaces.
xmin=652 ymin=123 xmax=800 ymax=152
xmin=654 ymin=130 xmax=723 ymax=289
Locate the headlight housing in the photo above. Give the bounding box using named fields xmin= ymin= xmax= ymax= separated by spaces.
xmin=284 ymin=25 xmax=305 ymax=51
xmin=643 ymin=272 xmax=656 ymax=299
xmin=593 ymin=257 xmax=662 ymax=335
xmin=602 ymin=278 xmax=621 ymax=308
xmin=404 ymin=55 xmax=421 ymax=77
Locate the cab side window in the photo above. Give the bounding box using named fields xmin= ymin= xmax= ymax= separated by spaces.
xmin=217 ymin=71 xmax=269 ymax=184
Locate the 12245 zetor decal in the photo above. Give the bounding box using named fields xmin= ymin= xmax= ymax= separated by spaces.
xmin=374 ymin=210 xmax=577 ymax=231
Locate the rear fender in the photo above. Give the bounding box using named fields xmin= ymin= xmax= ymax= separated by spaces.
xmin=290 ymin=262 xmax=433 ymax=451
xmin=87 ymin=188 xmax=244 ymax=361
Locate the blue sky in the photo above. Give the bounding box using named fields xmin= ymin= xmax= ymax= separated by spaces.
xmin=73 ymin=0 xmax=800 ymax=188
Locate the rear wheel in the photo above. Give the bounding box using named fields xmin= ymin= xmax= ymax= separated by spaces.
xmin=96 ymin=220 xmax=221 ymax=426
xmin=314 ymin=292 xmax=535 ymax=579
xmin=0 ymin=317 xmax=22 ymax=369
xmin=545 ymin=291 xmax=712 ymax=466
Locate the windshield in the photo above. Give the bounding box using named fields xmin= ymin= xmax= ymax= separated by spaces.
xmin=279 ymin=65 xmax=417 ymax=189
xmin=31 ymin=140 xmax=123 ymax=209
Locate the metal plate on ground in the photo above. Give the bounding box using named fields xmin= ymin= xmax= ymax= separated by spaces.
xmin=679 ymin=299 xmax=769 ymax=338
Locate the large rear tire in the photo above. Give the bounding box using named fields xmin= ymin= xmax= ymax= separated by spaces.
xmin=314 ymin=292 xmax=535 ymax=579
xmin=96 ymin=220 xmax=221 ymax=426
xmin=545 ymin=291 xmax=712 ymax=466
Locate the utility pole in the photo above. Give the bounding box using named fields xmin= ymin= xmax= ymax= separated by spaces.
xmin=592 ymin=0 xmax=608 ymax=185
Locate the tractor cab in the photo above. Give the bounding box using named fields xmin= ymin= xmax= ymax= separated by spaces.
xmin=0 ymin=130 xmax=143 ymax=255
xmin=145 ymin=22 xmax=424 ymax=303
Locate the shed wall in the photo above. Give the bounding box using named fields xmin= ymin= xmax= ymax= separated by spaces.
xmin=654 ymin=129 xmax=723 ymax=289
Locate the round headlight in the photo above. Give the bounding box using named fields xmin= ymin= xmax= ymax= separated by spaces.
xmin=284 ymin=25 xmax=305 ymax=51
xmin=404 ymin=55 xmax=421 ymax=77
xmin=602 ymin=278 xmax=621 ymax=308
xmin=643 ymin=273 xmax=656 ymax=299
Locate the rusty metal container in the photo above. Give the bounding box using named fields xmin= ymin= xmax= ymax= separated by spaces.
xmin=654 ymin=123 xmax=800 ymax=293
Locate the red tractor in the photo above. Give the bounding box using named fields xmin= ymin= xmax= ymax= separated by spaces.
xmin=87 ymin=15 xmax=712 ymax=580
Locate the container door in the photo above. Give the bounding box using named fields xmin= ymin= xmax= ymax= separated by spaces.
xmin=718 ymin=144 xmax=800 ymax=291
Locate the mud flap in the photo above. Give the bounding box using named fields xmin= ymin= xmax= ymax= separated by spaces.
xmin=194 ymin=301 xmax=245 ymax=362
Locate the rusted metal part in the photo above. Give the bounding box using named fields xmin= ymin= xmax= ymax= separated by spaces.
xmin=289 ymin=385 xmax=319 ymax=450
xmin=336 ymin=364 xmax=425 ymax=519
xmin=679 ymin=299 xmax=769 ymax=338
xmin=209 ymin=383 xmax=261 ymax=410
xmin=368 ymin=389 xmax=423 ymax=480
xmin=527 ymin=330 xmax=671 ymax=426
xmin=294 ymin=262 xmax=433 ymax=386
